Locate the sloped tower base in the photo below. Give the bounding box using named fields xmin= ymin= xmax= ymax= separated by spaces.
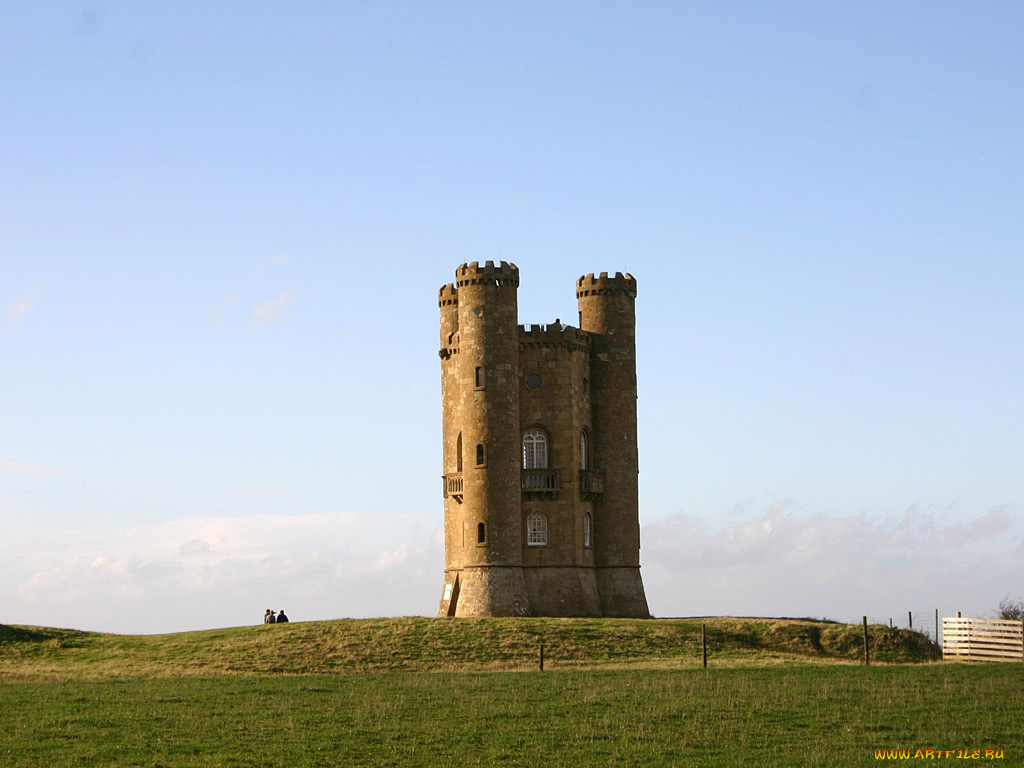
xmin=595 ymin=567 xmax=650 ymax=618
xmin=440 ymin=567 xmax=532 ymax=617
xmin=523 ymin=566 xmax=602 ymax=617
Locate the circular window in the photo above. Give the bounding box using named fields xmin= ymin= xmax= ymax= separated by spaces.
xmin=525 ymin=373 xmax=542 ymax=390
xmin=473 ymin=306 xmax=483 ymax=317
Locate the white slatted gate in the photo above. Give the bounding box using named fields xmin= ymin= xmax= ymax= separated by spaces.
xmin=942 ymin=616 xmax=1024 ymax=663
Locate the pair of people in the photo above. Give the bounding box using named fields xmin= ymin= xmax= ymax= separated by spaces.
xmin=263 ymin=609 xmax=289 ymax=624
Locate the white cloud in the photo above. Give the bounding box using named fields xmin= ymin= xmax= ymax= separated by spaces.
xmin=2 ymin=502 xmax=1018 ymax=636
xmin=0 ymin=456 xmax=62 ymax=476
xmin=250 ymin=286 xmax=293 ymax=324
xmin=0 ymin=511 xmax=442 ymax=634
xmin=643 ymin=504 xmax=1022 ymax=624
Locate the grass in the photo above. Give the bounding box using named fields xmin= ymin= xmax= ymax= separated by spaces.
xmin=4 ymin=617 xmax=1008 ymax=767
xmin=0 ymin=616 xmax=939 ymax=681
xmin=0 ymin=666 xmax=1019 ymax=767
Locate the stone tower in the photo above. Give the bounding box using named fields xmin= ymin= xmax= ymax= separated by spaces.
xmin=437 ymin=262 xmax=649 ymax=618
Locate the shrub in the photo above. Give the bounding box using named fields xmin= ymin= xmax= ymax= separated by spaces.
xmin=997 ymin=596 xmax=1024 ymax=621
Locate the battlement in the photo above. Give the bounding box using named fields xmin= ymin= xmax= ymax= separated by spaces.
xmin=575 ymin=271 xmax=637 ymax=299
xmin=518 ymin=323 xmax=590 ymax=352
xmin=456 ymin=261 xmax=520 ymax=288
xmin=438 ymin=283 xmax=459 ymax=307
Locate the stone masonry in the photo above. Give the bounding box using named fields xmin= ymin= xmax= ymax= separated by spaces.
xmin=436 ymin=262 xmax=649 ymax=617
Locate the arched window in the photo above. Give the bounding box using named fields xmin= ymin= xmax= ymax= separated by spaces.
xmin=579 ymin=431 xmax=589 ymax=470
xmin=477 ymin=522 xmax=486 ymax=543
xmin=527 ymin=513 xmax=548 ymax=546
xmin=476 ymin=443 xmax=485 ymax=466
xmin=456 ymin=432 xmax=463 ymax=472
xmin=583 ymin=514 xmax=592 ymax=548
xmin=522 ymin=429 xmax=548 ymax=469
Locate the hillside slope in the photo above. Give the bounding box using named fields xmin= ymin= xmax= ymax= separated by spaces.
xmin=0 ymin=617 xmax=940 ymax=681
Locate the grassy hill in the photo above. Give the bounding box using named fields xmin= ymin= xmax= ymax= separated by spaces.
xmin=0 ymin=616 xmax=939 ymax=681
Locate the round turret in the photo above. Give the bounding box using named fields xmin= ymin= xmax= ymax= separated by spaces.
xmin=439 ymin=260 xmax=530 ymax=617
xmin=577 ymin=271 xmax=648 ymax=617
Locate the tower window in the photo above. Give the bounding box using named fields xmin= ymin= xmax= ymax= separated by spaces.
xmin=475 ymin=366 xmax=485 ymax=389
xmin=456 ymin=432 xmax=463 ymax=472
xmin=579 ymin=431 xmax=589 ymax=470
xmin=584 ymin=514 xmax=592 ymax=548
xmin=477 ymin=522 xmax=486 ymax=544
xmin=522 ymin=429 xmax=548 ymax=469
xmin=527 ymin=513 xmax=548 ymax=546
xmin=476 ymin=443 xmax=485 ymax=466
xmin=526 ymin=373 xmax=542 ymax=390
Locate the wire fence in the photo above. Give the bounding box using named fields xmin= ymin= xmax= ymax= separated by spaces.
xmin=827 ymin=610 xmax=943 ymax=645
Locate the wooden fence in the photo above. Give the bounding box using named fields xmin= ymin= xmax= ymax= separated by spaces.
xmin=942 ymin=616 xmax=1024 ymax=663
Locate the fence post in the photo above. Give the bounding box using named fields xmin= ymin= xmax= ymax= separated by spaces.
xmin=702 ymin=623 xmax=707 ymax=669
xmin=889 ymin=618 xmax=892 ymax=629
xmin=935 ymin=609 xmax=939 ymax=647
xmin=908 ymin=611 xmax=913 ymax=630
xmin=539 ymin=641 xmax=544 ymax=672
xmin=863 ymin=616 xmax=870 ymax=666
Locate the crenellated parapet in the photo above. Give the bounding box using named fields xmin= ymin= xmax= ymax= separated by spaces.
xmin=518 ymin=323 xmax=590 ymax=353
xmin=456 ymin=260 xmax=519 ymax=288
xmin=438 ymin=335 xmax=460 ymax=359
xmin=438 ymin=283 xmax=459 ymax=307
xmin=438 ymin=282 xmax=460 ymax=359
xmin=575 ymin=271 xmax=637 ymax=299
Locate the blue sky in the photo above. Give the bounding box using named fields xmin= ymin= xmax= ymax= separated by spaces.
xmin=2 ymin=2 xmax=1022 ymax=634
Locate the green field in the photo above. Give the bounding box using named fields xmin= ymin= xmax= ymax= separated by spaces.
xmin=1 ymin=618 xmax=1017 ymax=767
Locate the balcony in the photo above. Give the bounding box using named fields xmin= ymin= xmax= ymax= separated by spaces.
xmin=579 ymin=469 xmax=605 ymax=501
xmin=443 ymin=473 xmax=463 ymax=503
xmin=521 ymin=468 xmax=560 ymax=498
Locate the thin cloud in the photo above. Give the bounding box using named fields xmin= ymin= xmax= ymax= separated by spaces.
xmin=256 ymin=254 xmax=288 ymax=275
xmin=209 ymin=255 xmax=291 ymax=328
xmin=0 ymin=456 xmax=62 ymax=476
xmin=250 ymin=286 xmax=293 ymax=324
xmin=5 ymin=292 xmax=38 ymax=327
xmin=208 ymin=293 xmax=239 ymax=328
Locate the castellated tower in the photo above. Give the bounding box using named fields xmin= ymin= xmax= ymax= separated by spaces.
xmin=437 ymin=262 xmax=649 ymax=618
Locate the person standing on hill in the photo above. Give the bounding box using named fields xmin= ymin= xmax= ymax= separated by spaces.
xmin=276 ymin=610 xmax=289 ymax=623
xmin=263 ymin=609 xmax=273 ymax=624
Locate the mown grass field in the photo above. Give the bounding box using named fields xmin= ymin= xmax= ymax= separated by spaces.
xmin=2 ymin=617 xmax=1017 ymax=767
